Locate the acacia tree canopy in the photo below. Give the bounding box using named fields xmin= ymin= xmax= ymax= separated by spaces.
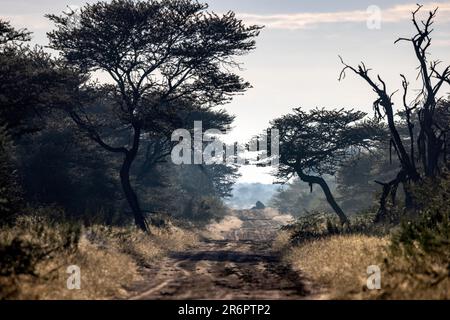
xmin=273 ymin=108 xmax=384 ymax=177
xmin=271 ymin=107 xmax=385 ymax=224
xmin=47 ymin=0 xmax=261 ymax=108
xmin=47 ymin=0 xmax=261 ymax=231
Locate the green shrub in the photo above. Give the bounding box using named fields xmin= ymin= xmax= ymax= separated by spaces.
xmin=391 ymin=172 xmax=450 ymax=255
xmin=181 ymin=196 xmax=228 ymax=226
xmin=380 ymin=172 xmax=450 ymax=299
xmin=284 ymin=211 xmax=389 ymax=244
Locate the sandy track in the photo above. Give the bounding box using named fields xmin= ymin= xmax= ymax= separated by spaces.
xmin=129 ymin=210 xmax=311 ymax=300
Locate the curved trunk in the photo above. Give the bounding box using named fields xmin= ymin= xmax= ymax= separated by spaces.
xmin=120 ymin=153 xmax=148 ymax=232
xmin=375 ymin=178 xmax=398 ymax=223
xmin=120 ymin=124 xmax=149 ymax=232
xmin=374 ymin=170 xmax=417 ymax=223
xmin=296 ymin=170 xmax=349 ymax=225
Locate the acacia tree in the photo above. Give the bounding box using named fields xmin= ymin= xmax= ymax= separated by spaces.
xmin=47 ymin=0 xmax=261 ymax=231
xmin=271 ymin=108 xmax=384 ymax=224
xmin=339 ymin=6 xmax=450 ymax=221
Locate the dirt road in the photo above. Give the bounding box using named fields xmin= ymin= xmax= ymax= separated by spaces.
xmin=130 ymin=209 xmax=312 ymax=300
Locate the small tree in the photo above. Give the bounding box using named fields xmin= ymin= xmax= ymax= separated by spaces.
xmin=47 ymin=0 xmax=261 ymax=231
xmin=339 ymin=5 xmax=450 ymax=221
xmin=271 ymin=108 xmax=384 ymax=224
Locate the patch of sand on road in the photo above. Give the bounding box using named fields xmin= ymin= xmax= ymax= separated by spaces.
xmin=272 ymin=214 xmax=294 ymax=225
xmin=203 ymin=216 xmax=243 ymax=240
xmin=202 ymin=208 xmax=294 ymax=241
xmin=262 ymin=208 xmax=294 ymax=225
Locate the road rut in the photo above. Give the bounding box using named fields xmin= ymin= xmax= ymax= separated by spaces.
xmin=129 ymin=210 xmax=312 ymax=300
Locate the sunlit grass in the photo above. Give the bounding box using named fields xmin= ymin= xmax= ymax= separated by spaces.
xmin=286 ymin=234 xmax=388 ymax=299
xmin=0 ymin=214 xmax=198 ymax=299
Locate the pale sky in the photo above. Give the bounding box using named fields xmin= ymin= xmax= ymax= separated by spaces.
xmin=2 ymin=0 xmax=450 ymax=183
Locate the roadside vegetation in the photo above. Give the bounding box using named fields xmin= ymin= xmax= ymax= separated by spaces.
xmin=0 ymin=208 xmax=197 ymax=299
xmin=275 ymin=171 xmax=450 ymax=299
xmin=270 ymin=5 xmax=450 ymax=300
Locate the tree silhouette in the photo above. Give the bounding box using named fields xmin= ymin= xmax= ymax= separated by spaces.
xmin=0 ymin=20 xmax=30 ymax=45
xmin=271 ymin=108 xmax=384 ymax=224
xmin=339 ymin=5 xmax=450 ymax=221
xmin=0 ymin=20 xmax=80 ymax=137
xmin=47 ymin=0 xmax=261 ymax=231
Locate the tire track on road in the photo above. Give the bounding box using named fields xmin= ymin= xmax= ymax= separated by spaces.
xmin=129 ymin=209 xmax=311 ymax=300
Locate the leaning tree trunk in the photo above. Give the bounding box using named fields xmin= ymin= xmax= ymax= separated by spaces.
xmin=296 ymin=170 xmax=349 ymax=225
xmin=374 ymin=170 xmax=420 ymax=223
xmin=68 ymin=111 xmax=149 ymax=232
xmin=120 ymin=154 xmax=148 ymax=232
xmin=119 ymin=124 xmax=149 ymax=233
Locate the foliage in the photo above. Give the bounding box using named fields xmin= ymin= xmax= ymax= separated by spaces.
xmin=282 ymin=211 xmax=389 ymax=245
xmin=16 ymin=113 xmax=123 ymax=222
xmin=0 ymin=20 xmax=31 ymax=45
xmin=272 ymin=108 xmax=384 ymax=178
xmin=389 ymin=171 xmax=450 ymax=267
xmin=340 ymin=6 xmax=450 ymax=221
xmin=354 ymin=171 xmax=450 ymax=299
xmin=138 ymin=163 xmax=232 ymax=224
xmin=271 ymin=107 xmax=385 ymax=223
xmin=282 ymin=171 xmax=450 ymax=300
xmin=336 ymin=148 xmax=400 ymax=214
xmin=0 ymin=126 xmax=22 ymax=221
xmin=46 ymin=0 xmax=261 ymax=230
xmin=269 ymin=178 xmax=334 ymax=216
xmin=0 ymin=40 xmax=82 ymax=137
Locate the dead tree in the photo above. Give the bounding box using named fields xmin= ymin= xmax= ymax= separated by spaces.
xmin=339 ymin=5 xmax=450 ymax=221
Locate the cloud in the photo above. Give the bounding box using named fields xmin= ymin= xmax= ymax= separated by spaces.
xmin=237 ymin=2 xmax=450 ymax=30
xmin=2 ymin=2 xmax=449 ymax=47
xmin=1 ymin=14 xmax=51 ymax=31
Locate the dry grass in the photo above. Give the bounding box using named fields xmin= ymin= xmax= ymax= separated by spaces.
xmin=284 ymin=233 xmax=389 ymax=299
xmin=0 ymin=215 xmax=198 ymax=300
xmin=279 ymin=210 xmax=449 ymax=299
xmin=379 ymin=245 xmax=450 ymax=299
xmin=272 ymin=230 xmax=293 ymax=253
xmin=282 ymin=232 xmax=449 ymax=299
xmin=22 ymin=236 xmax=142 ymax=300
